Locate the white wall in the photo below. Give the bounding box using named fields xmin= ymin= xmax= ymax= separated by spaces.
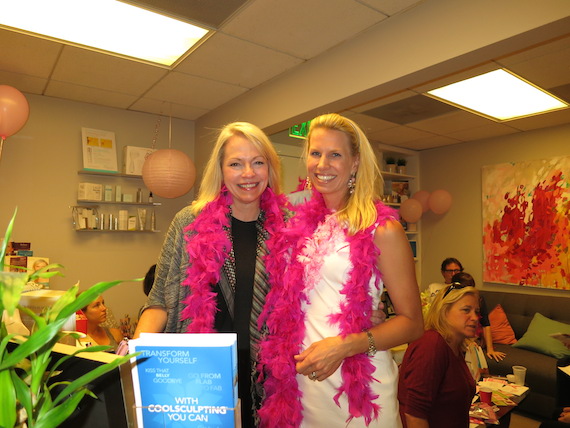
xmin=420 ymin=122 xmax=570 ymax=299
xmin=0 ymin=94 xmax=196 ymax=324
xmin=271 ymin=130 xmax=306 ymax=193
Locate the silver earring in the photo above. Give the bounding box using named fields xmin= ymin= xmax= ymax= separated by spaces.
xmin=348 ymin=174 xmax=356 ymax=194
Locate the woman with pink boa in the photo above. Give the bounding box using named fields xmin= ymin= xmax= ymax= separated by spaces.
xmin=134 ymin=122 xmax=289 ymax=428
xmin=258 ymin=113 xmax=424 ymax=427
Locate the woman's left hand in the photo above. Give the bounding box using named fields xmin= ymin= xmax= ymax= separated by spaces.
xmin=486 ymin=349 xmax=506 ymax=362
xmin=294 ymin=336 xmax=350 ymax=381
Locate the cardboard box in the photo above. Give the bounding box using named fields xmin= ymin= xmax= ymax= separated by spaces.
xmin=4 ymin=256 xmax=27 ymax=272
xmin=78 ymin=182 xmax=103 ymax=201
xmin=3 ymin=256 xmax=51 ymax=282
xmin=122 ymin=146 xmax=155 ymax=176
xmin=11 ymin=241 xmax=31 ymax=251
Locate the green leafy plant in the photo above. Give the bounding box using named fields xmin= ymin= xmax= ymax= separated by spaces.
xmin=0 ymin=210 xmax=137 ymax=428
xmin=397 ymin=158 xmax=407 ymax=166
xmin=385 ymin=156 xmax=396 ymax=165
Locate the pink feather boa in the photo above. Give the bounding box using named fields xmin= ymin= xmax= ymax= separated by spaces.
xmin=180 ymin=186 xmax=288 ymax=333
xmin=258 ymin=192 xmax=397 ymax=427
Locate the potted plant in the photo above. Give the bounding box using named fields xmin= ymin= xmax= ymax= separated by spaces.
xmin=385 ymin=156 xmax=397 ymax=173
xmin=397 ymin=158 xmax=407 ymax=174
xmin=0 ymin=210 xmax=136 ymax=428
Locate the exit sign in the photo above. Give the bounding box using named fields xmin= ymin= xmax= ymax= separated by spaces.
xmin=289 ymin=120 xmax=311 ymax=139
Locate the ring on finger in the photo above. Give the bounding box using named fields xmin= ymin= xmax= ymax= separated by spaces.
xmin=310 ymin=371 xmax=317 ymax=380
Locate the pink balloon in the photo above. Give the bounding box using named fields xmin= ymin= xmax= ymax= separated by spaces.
xmin=400 ymin=198 xmax=422 ymax=223
xmin=412 ymin=190 xmax=431 ymax=213
xmin=0 ymin=85 xmax=30 ymax=139
xmin=429 ymin=189 xmax=453 ymax=214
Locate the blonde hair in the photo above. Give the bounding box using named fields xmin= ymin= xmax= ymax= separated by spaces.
xmin=305 ymin=113 xmax=383 ymax=234
xmin=191 ymin=122 xmax=282 ymax=215
xmin=425 ymin=285 xmax=479 ymax=352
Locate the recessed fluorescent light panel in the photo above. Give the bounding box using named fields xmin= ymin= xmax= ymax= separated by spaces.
xmin=0 ymin=0 xmax=210 ymax=67
xmin=426 ymin=69 xmax=568 ymax=121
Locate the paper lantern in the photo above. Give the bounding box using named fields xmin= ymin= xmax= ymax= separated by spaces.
xmin=412 ymin=190 xmax=431 ymax=213
xmin=429 ymin=189 xmax=453 ymax=214
xmin=0 ymin=85 xmax=30 ymax=140
xmin=142 ymin=149 xmax=196 ymax=199
xmin=400 ymin=198 xmax=422 ymax=223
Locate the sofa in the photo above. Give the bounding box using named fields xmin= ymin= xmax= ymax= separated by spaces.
xmin=480 ymin=290 xmax=570 ymax=420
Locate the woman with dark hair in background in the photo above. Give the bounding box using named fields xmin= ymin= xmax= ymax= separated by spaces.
xmin=82 ymin=295 xmax=123 ymax=352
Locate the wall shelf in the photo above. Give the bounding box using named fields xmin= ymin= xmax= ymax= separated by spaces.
xmin=77 ymin=199 xmax=161 ymax=206
xmin=76 ymin=229 xmax=160 ymax=233
xmin=78 ymin=170 xmax=143 ymax=179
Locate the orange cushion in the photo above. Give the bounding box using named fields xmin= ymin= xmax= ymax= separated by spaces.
xmin=489 ymin=304 xmax=517 ymax=345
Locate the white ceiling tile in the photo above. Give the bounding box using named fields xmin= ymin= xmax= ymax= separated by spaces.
xmin=0 ymin=70 xmax=47 ymax=95
xmin=506 ymin=107 xmax=570 ymax=131
xmin=358 ymin=0 xmax=423 ymax=16
xmin=500 ymin=43 xmax=570 ymax=89
xmin=129 ymin=98 xmax=209 ymax=121
xmin=144 ymin=72 xmax=248 ymax=110
xmin=222 ymin=0 xmax=386 ymax=59
xmin=51 ymin=46 xmax=168 ymax=95
xmin=368 ymin=124 xmax=432 ymax=144
xmin=446 ymin=123 xmax=520 ymax=142
xmin=0 ymin=29 xmax=61 ymax=78
xmin=398 ymin=135 xmax=462 ymax=150
xmin=45 ymin=81 xmax=138 ymax=108
xmin=342 ymin=111 xmax=399 ymax=133
xmin=176 ymin=33 xmax=303 ymax=88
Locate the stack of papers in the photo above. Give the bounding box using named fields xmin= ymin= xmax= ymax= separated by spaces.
xmin=477 ymin=379 xmax=528 ymax=403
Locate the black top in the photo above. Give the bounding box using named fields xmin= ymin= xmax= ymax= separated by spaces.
xmin=213 ymin=216 xmax=257 ymax=428
xmin=479 ymin=296 xmax=490 ymax=328
xmin=213 ymin=217 xmax=257 ymax=344
xmin=232 ymin=217 xmax=257 ymax=351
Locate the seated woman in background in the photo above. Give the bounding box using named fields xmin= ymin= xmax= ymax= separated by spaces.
xmin=82 ymin=295 xmax=123 ymax=352
xmin=451 ymin=272 xmax=506 ymax=362
xmin=398 ymin=283 xmax=479 ymax=427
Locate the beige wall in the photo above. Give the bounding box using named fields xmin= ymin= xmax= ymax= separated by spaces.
xmin=419 ymin=122 xmax=570 ymax=300
xmin=0 ymin=94 xmax=196 ymax=323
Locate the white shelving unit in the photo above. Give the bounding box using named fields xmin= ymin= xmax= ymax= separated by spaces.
xmin=375 ymin=142 xmax=421 ymax=282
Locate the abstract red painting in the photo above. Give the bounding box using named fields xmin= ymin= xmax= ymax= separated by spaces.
xmin=482 ymin=156 xmax=570 ymax=289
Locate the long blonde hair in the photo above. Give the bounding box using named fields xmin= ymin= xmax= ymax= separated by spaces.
xmin=425 ymin=285 xmax=479 ymax=352
xmin=305 ymin=113 xmax=383 ymax=234
xmin=191 ymin=122 xmax=282 ymax=215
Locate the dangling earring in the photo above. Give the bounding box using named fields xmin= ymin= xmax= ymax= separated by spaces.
xmin=305 ymin=176 xmax=312 ymax=190
xmin=348 ymin=174 xmax=356 ymax=194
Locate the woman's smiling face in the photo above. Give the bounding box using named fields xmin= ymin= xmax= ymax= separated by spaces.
xmin=306 ymin=127 xmax=358 ymax=210
xmin=222 ymin=135 xmax=269 ymax=215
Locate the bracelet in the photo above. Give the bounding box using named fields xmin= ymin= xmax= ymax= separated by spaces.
xmin=365 ymin=330 xmax=377 ymax=356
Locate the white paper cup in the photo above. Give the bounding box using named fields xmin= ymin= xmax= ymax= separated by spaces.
xmin=506 ymin=374 xmax=516 ymax=383
xmin=512 ymin=365 xmax=527 ymax=385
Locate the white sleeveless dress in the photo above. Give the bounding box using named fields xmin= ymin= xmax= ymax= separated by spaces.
xmin=297 ymin=215 xmax=402 ymax=428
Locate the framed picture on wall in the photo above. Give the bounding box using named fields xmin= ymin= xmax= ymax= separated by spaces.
xmin=482 ymin=155 xmax=570 ymax=290
xmin=81 ymin=128 xmax=118 ymax=173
